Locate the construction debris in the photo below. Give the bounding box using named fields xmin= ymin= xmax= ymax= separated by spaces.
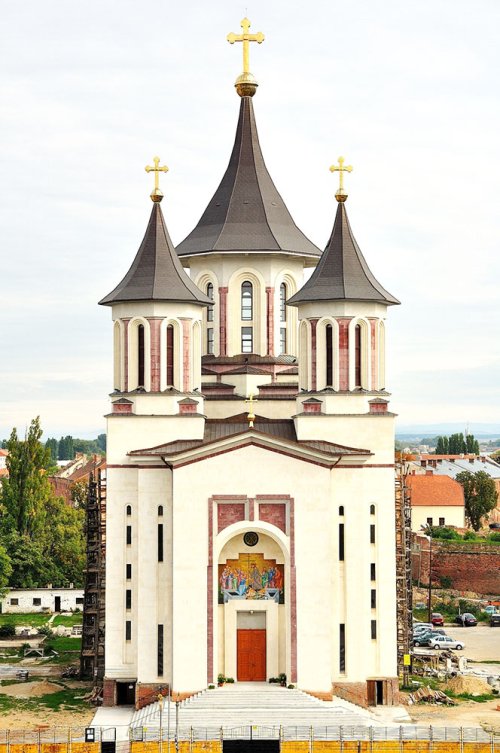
xmin=408 ymin=685 xmax=456 ymax=705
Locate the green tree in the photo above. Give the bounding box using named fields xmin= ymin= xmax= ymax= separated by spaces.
xmin=58 ymin=435 xmax=74 ymax=461
xmin=45 ymin=437 xmax=59 ymax=464
xmin=465 ymin=434 xmax=480 ymax=454
xmin=0 ymin=417 xmax=54 ymax=537
xmin=97 ymin=433 xmax=106 ymax=452
xmin=0 ymin=543 xmax=12 ymax=597
xmin=455 ymin=470 xmax=498 ymax=531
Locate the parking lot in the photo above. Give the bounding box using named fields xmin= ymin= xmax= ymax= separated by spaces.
xmin=416 ymin=623 xmax=500 ymax=662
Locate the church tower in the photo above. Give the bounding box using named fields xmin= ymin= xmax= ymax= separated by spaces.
xmin=99 ymin=18 xmax=401 ymax=710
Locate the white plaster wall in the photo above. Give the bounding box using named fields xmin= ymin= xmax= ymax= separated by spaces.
xmin=1 ymin=589 xmax=84 ymax=614
xmin=411 ymin=505 xmax=465 ymax=532
xmin=106 ymin=415 xmax=205 ymax=464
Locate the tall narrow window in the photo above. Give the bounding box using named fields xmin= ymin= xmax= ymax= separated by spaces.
xmin=371 ymin=589 xmax=377 ymax=609
xmin=354 ymin=324 xmax=361 ymax=387
xmin=241 ymin=327 xmax=253 ymax=353
xmin=166 ymin=325 xmax=174 ymax=386
xmin=207 ymin=283 xmax=214 ymax=322
xmin=339 ymin=523 xmax=345 ymax=561
xmin=370 ymin=563 xmax=376 ymax=581
xmin=339 ymin=624 xmax=345 ymax=673
xmin=326 ymin=324 xmax=333 ymax=386
xmin=370 ymin=504 xmax=375 ymax=515
xmin=280 ymin=283 xmax=287 ymax=321
xmin=280 ymin=327 xmax=286 ymax=355
xmin=158 ymin=505 xmax=163 ymax=516
xmin=158 ymin=625 xmax=164 ymax=676
xmin=126 ymin=505 xmax=132 ymax=516
xmin=370 ymin=524 xmax=375 ymax=544
xmin=241 ymin=281 xmax=253 ymax=320
xmin=126 ymin=564 xmax=132 ymax=580
xmin=125 ymin=620 xmax=131 ymax=641
xmin=207 ymin=327 xmax=214 ymax=354
xmin=126 ymin=589 xmax=132 ymax=610
xmin=158 ymin=524 xmax=164 ymax=563
xmin=126 ymin=525 xmax=132 ymax=546
xmin=138 ymin=324 xmax=145 ymax=387
xmin=371 ymin=620 xmax=377 ymax=640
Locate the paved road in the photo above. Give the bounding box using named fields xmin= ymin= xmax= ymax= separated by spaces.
xmin=444 ymin=624 xmax=500 ymax=661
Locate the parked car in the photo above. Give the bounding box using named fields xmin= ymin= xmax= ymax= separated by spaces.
xmin=413 ymin=623 xmax=433 ymax=632
xmin=490 ymin=614 xmax=500 ymax=627
xmin=412 ymin=630 xmax=446 ymax=647
xmin=429 ymin=635 xmax=464 ymax=650
xmin=431 ymin=612 xmax=444 ymax=626
xmin=489 ymin=522 xmax=500 ymax=530
xmin=482 ymin=606 xmax=498 ymax=616
xmin=455 ymin=613 xmax=477 ymax=626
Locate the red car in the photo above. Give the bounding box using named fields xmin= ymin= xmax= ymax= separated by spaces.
xmin=431 ymin=612 xmax=444 ymax=626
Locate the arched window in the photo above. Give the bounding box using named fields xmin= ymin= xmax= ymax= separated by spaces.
xmin=207 ymin=283 xmax=214 ymax=322
xmin=354 ymin=324 xmax=361 ymax=387
xmin=339 ymin=505 xmax=344 ymax=516
xmin=280 ymin=283 xmax=287 ymax=322
xmin=370 ymin=504 xmax=375 ymax=515
xmin=241 ymin=281 xmax=253 ymax=320
xmin=158 ymin=505 xmax=164 ymax=516
xmin=166 ymin=325 xmax=174 ymax=386
xmin=326 ymin=324 xmax=333 ymax=386
xmin=126 ymin=505 xmax=132 ymax=516
xmin=138 ymin=324 xmax=145 ymax=387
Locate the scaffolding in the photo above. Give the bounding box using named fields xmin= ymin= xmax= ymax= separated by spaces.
xmin=80 ymin=467 xmax=106 ymax=682
xmin=395 ymin=460 xmax=413 ymax=685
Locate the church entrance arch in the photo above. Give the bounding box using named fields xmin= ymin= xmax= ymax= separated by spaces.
xmin=215 ymin=528 xmax=288 ymax=683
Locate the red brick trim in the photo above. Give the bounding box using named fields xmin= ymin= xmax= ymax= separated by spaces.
xmin=310 ymin=319 xmax=318 ymax=391
xmin=172 ymin=441 xmax=337 ymax=469
xmin=266 ymin=287 xmax=274 ymax=356
xmin=289 ymin=496 xmax=297 ymax=683
xmin=182 ymin=319 xmax=190 ymax=392
xmin=219 ymin=287 xmax=228 ymax=356
xmin=249 ymin=498 xmax=255 ymax=521
xmin=148 ymin=318 xmax=161 ymax=392
xmin=369 ymin=318 xmax=377 ymax=390
xmin=207 ymin=497 xmax=214 ymax=684
xmin=337 ymin=318 xmax=351 ymax=391
xmin=106 ymin=464 xmax=168 ymax=469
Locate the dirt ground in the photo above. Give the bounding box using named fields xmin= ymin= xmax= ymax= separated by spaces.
xmin=0 ymin=679 xmax=94 ymax=730
xmin=405 ymin=698 xmax=500 ymax=733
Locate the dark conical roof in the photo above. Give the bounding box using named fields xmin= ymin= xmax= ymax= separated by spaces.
xmin=287 ymin=202 xmax=400 ymax=306
xmin=99 ymin=203 xmax=212 ymax=307
xmin=176 ymin=97 xmax=321 ymax=260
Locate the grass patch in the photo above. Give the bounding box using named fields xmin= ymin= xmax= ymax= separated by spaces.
xmin=0 ymin=683 xmax=92 ymax=713
xmin=0 ymin=614 xmax=50 ymax=627
xmin=52 ymin=614 xmax=82 ymax=627
xmin=450 ymin=692 xmax=496 ymax=702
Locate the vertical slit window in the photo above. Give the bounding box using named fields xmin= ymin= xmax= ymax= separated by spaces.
xmin=126 ymin=564 xmax=132 ymax=580
xmin=280 ymin=283 xmax=287 ymax=321
xmin=371 ymin=620 xmax=377 ymax=640
xmin=125 ymin=620 xmax=131 ymax=641
xmin=339 ymin=523 xmax=345 ymax=561
xmin=207 ymin=327 xmax=214 ymax=354
xmin=241 ymin=327 xmax=253 ymax=353
xmin=166 ymin=325 xmax=174 ymax=386
xmin=339 ymin=506 xmax=344 ymax=516
xmin=126 ymin=589 xmax=132 ymax=610
xmin=158 ymin=505 xmax=163 ymax=516
xmin=158 ymin=625 xmax=164 ymax=676
xmin=280 ymin=327 xmax=286 ymax=355
xmin=138 ymin=324 xmax=145 ymax=387
xmin=126 ymin=525 xmax=132 ymax=546
xmin=126 ymin=505 xmax=131 ymax=516
xmin=370 ymin=563 xmax=376 ymax=581
xmin=354 ymin=324 xmax=361 ymax=387
xmin=241 ymin=281 xmax=253 ymax=320
xmin=207 ymin=283 xmax=214 ymax=322
xmin=326 ymin=324 xmax=333 ymax=386
xmin=370 ymin=524 xmax=375 ymax=544
xmin=339 ymin=624 xmax=345 ymax=673
xmin=158 ymin=523 xmax=164 ymax=563
xmin=371 ymin=589 xmax=376 ymax=609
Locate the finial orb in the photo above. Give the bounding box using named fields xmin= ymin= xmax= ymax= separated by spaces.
xmin=235 ymin=72 xmax=258 ymax=97
xmin=335 ymin=190 xmax=348 ymax=203
xmin=150 ymin=188 xmax=164 ymax=203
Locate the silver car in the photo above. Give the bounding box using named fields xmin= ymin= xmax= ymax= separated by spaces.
xmin=429 ymin=635 xmax=464 ymax=650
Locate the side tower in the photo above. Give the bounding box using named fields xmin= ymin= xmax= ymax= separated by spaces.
xmin=99 ymin=164 xmax=211 ymax=705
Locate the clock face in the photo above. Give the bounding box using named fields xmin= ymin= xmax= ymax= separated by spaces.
xmin=243 ymin=531 xmax=259 ymax=547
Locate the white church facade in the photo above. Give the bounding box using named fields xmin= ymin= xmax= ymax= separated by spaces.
xmin=99 ymin=23 xmax=401 ymax=709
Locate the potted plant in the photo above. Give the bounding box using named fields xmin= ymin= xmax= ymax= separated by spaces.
xmin=217 ymin=673 xmax=225 ymax=686
xmin=279 ymin=673 xmax=287 ymax=687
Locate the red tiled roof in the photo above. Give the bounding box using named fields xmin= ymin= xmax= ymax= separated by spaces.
xmin=0 ymin=449 xmax=8 ymax=457
xmin=407 ymin=475 xmax=464 ymax=507
xmin=421 ymin=454 xmax=475 ymax=460
xmin=0 ymin=468 xmax=8 ymax=478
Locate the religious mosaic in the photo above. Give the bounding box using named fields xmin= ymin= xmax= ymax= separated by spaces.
xmin=218 ymin=553 xmax=284 ymax=604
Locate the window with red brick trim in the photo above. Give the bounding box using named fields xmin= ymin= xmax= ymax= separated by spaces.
xmin=326 ymin=324 xmax=333 ymax=386
xmin=166 ymin=325 xmax=174 ymax=386
xmin=138 ymin=324 xmax=145 ymax=387
xmin=354 ymin=324 xmax=361 ymax=387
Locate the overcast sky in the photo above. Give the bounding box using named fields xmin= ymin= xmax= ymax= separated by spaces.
xmin=1 ymin=0 xmax=499 ymax=440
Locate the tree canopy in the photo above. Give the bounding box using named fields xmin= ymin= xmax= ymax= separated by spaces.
xmin=0 ymin=417 xmax=86 ymax=587
xmin=435 ymin=433 xmax=480 ymax=455
xmin=455 ymin=470 xmax=498 ymax=531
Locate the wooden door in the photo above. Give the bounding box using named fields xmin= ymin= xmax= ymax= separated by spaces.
xmin=237 ymin=629 xmax=266 ymax=681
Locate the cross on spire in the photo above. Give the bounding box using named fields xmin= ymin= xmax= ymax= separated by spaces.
xmin=145 ymin=156 xmax=169 ymax=203
xmin=329 ymin=156 xmax=353 ymax=203
xmin=227 ymin=17 xmax=265 ymax=97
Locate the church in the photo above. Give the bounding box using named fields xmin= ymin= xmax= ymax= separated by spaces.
xmin=98 ymin=18 xmax=400 ymax=709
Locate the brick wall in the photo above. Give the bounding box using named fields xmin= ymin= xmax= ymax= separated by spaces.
xmin=412 ymin=537 xmax=500 ymax=594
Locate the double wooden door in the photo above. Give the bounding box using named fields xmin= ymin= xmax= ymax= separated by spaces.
xmin=237 ymin=629 xmax=266 ymax=681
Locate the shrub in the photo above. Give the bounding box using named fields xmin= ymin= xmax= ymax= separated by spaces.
xmin=463 ymin=530 xmax=477 ymax=540
xmin=439 ymin=576 xmax=453 ymax=589
xmin=488 ymin=532 xmax=500 ymax=543
xmin=431 ymin=527 xmax=460 ymax=540
xmin=38 ymin=625 xmax=54 ymax=638
xmin=0 ymin=624 xmax=16 ymax=638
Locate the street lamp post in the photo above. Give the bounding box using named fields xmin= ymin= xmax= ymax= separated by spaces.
xmin=157 ymin=694 xmax=164 ymax=753
xmin=174 ymin=693 xmax=180 ymax=753
xmin=420 ymin=526 xmax=433 ymax=623
xmin=167 ymin=685 xmax=171 ymax=753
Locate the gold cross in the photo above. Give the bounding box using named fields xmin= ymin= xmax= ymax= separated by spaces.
xmin=145 ymin=156 xmax=169 ymax=203
xmin=245 ymin=393 xmax=257 ymax=429
xmin=329 ymin=156 xmax=353 ymax=203
xmin=227 ymin=17 xmax=265 ymax=75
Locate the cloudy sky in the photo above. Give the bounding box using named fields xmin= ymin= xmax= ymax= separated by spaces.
xmin=1 ymin=0 xmax=499 ymax=440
